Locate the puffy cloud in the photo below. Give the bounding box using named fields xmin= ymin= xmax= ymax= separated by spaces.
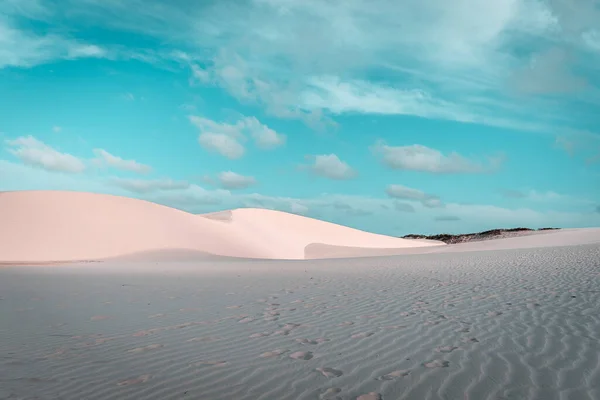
xmin=385 ymin=184 xmax=444 ymax=208
xmin=306 ymin=154 xmax=357 ymax=180
xmin=373 ymin=141 xmax=502 ymax=174
xmin=5 ymin=135 xmax=86 ymax=173
xmin=198 ymin=132 xmax=245 ymax=159
xmin=189 ymin=115 xmax=284 ymax=159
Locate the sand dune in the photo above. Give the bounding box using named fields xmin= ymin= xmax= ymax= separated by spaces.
xmin=0 ymin=191 xmax=442 ymax=263
xmin=306 ymin=228 xmax=600 ymax=259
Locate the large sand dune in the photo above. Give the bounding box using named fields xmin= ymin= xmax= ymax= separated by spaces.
xmin=0 ymin=191 xmax=442 ymax=263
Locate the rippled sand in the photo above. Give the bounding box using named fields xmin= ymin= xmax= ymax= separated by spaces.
xmin=1 ymin=243 xmax=600 ymax=399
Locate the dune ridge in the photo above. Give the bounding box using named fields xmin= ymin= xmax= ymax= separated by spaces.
xmin=0 ymin=190 xmax=442 ymax=263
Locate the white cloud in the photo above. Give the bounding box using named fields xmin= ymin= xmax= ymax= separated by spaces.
xmin=5 ymin=135 xmax=86 ymax=173
xmin=198 ymin=132 xmax=245 ymax=159
xmin=307 ymin=154 xmax=357 ymax=180
xmin=92 ymin=149 xmax=152 ymax=174
xmin=6 ymin=0 xmax=597 ymax=133
xmin=245 ymin=117 xmax=286 ymax=149
xmin=217 ymin=171 xmax=257 ymax=190
xmin=189 ymin=115 xmax=284 ymax=159
xmin=0 ymin=16 xmax=107 ymax=69
xmin=373 ymin=141 xmax=501 ymax=174
xmin=301 ymin=76 xmax=477 ymax=123
xmin=110 ymin=178 xmax=190 ymax=193
xmin=385 ymin=184 xmax=444 ymax=208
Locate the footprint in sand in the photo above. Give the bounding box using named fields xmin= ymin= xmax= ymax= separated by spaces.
xmin=320 ymin=387 xmax=342 ymax=399
xmin=377 ymin=370 xmax=410 ymax=380
xmin=357 ymin=392 xmax=382 ymax=400
xmin=316 ymin=367 xmax=343 ymax=378
xmin=132 ymin=328 xmax=162 ymax=337
xmin=148 ymin=313 xmax=166 ymax=319
xmin=435 ymin=346 xmax=459 ymax=353
xmin=423 ymin=359 xmax=450 ymax=368
xmin=487 ymin=311 xmax=503 ymax=317
xmin=186 ymin=337 xmax=220 ymax=343
xmin=191 ymin=360 xmax=227 ymax=367
xmin=250 ymin=332 xmax=271 ymax=338
xmin=289 ymin=351 xmax=313 ymax=360
xmin=260 ymin=349 xmax=289 ymax=358
xmin=90 ymin=315 xmax=110 ymax=321
xmin=127 ymin=344 xmax=163 ymax=353
xmin=117 ymin=374 xmax=151 ymax=386
xmin=339 ymin=321 xmax=354 ymax=326
xmin=238 ymin=317 xmax=255 ymax=323
xmin=227 ymin=305 xmax=243 ymax=309
xmin=462 ymin=337 xmax=479 ymax=343
xmin=351 ymin=332 xmax=374 ymax=339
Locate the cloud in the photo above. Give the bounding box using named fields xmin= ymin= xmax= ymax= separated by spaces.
xmin=198 ymin=132 xmax=245 ymax=159
xmin=306 ymin=154 xmax=357 ymax=180
xmin=245 ymin=117 xmax=286 ymax=149
xmin=189 ymin=115 xmax=284 ymax=159
xmin=92 ymin=149 xmax=152 ymax=174
xmin=385 ymin=184 xmax=444 ymax=208
xmin=435 ymin=215 xmax=461 ymax=222
xmin=217 ymin=171 xmax=257 ymax=190
xmin=5 ymin=135 xmax=86 ymax=173
xmin=52 ymin=126 xmax=62 ymax=133
xmin=110 ymin=178 xmax=190 ymax=194
xmin=9 ymin=0 xmax=597 ymax=136
xmin=373 ymin=141 xmax=502 ymax=174
xmin=300 ymin=76 xmax=477 ymax=123
xmin=394 ymin=201 xmax=416 ymax=213
xmin=0 ymin=15 xmax=107 ymax=69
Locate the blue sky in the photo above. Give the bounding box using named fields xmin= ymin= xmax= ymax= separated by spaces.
xmin=1 ymin=0 xmax=599 ymax=235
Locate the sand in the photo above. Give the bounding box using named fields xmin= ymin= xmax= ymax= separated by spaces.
xmin=0 ymin=191 xmax=442 ymax=263
xmin=1 ymin=239 xmax=599 ymax=399
xmin=2 ymin=190 xmax=600 ymax=399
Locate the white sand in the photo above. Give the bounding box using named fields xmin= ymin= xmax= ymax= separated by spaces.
xmin=0 ymin=190 xmax=442 ymax=263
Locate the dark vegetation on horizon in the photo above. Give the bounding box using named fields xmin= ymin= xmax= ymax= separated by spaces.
xmin=402 ymin=227 xmax=560 ymax=244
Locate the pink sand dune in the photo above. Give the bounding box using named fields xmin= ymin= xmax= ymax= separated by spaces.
xmin=0 ymin=191 xmax=442 ymax=263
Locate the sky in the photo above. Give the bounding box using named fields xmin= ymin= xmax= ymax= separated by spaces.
xmin=1 ymin=0 xmax=599 ymax=236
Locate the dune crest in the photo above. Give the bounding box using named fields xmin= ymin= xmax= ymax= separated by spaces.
xmin=0 ymin=191 xmax=441 ymax=263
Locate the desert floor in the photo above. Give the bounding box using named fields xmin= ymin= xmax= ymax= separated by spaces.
xmin=2 ymin=243 xmax=600 ymax=400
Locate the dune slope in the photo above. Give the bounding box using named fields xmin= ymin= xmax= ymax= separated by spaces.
xmin=0 ymin=191 xmax=440 ymax=262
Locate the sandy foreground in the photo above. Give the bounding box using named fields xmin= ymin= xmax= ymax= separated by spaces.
xmin=2 ymin=236 xmax=600 ymax=400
